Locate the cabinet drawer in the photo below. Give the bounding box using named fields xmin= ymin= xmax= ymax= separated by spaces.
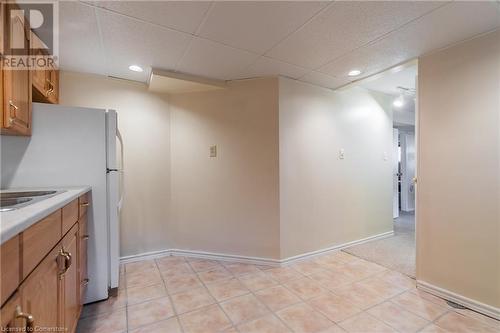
xmin=1 ymin=236 xmax=20 ymax=306
xmin=22 ymin=210 xmax=61 ymax=279
xmin=62 ymin=199 xmax=78 ymax=236
xmin=78 ymin=193 xmax=89 ymax=218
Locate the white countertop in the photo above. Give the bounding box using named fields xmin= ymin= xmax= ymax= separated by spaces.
xmin=0 ymin=186 xmax=91 ymax=244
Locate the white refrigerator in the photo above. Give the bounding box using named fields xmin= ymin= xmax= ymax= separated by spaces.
xmin=1 ymin=102 xmax=122 ymax=303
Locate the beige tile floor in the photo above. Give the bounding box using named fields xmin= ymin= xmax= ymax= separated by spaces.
xmin=77 ymin=252 xmax=500 ymax=333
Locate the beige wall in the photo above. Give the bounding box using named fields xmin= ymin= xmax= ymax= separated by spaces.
xmin=168 ymin=78 xmax=281 ymax=259
xmin=279 ymin=78 xmax=394 ymax=259
xmin=417 ymin=30 xmax=500 ymax=308
xmin=59 ymin=72 xmax=395 ymax=262
xmin=60 ymin=72 xmax=172 ymax=257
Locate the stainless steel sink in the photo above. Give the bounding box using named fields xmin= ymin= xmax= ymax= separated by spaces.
xmin=1 ymin=190 xmax=58 ymax=199
xmin=0 ymin=190 xmax=65 ymax=212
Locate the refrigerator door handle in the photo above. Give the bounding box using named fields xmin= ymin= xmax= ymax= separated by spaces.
xmin=117 ymin=128 xmax=124 ymax=212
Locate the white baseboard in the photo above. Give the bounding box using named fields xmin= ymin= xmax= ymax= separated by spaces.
xmin=169 ymin=249 xmax=280 ymax=266
xmin=120 ymin=249 xmax=172 ymax=264
xmin=417 ymin=280 xmax=500 ymax=320
xmin=281 ymin=230 xmax=394 ymax=265
xmin=120 ymin=230 xmax=394 ymax=267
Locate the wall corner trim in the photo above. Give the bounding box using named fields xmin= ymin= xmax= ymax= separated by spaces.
xmin=119 ymin=231 xmax=394 ymax=267
xmin=416 ymin=280 xmax=500 ymax=320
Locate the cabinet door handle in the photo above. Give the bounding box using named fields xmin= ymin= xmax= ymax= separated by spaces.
xmin=58 ymin=249 xmax=72 ymax=276
xmin=45 ymin=79 xmax=55 ymax=96
xmin=80 ymin=202 xmax=89 ymax=207
xmin=15 ymin=306 xmax=34 ymax=330
xmin=64 ymin=251 xmax=72 ymax=270
xmin=82 ymin=235 xmax=89 ymax=240
xmin=8 ymin=100 xmax=19 ymax=111
xmin=82 ymin=278 xmax=89 ymax=286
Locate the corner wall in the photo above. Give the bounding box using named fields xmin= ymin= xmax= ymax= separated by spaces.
xmin=278 ymin=77 xmax=394 ymax=259
xmin=417 ymin=30 xmax=500 ymax=310
xmin=168 ymin=78 xmax=281 ymax=259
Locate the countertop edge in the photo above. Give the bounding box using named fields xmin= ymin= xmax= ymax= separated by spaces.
xmin=0 ymin=186 xmax=91 ymax=244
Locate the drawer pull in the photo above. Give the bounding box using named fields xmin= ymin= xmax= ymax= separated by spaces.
xmin=82 ymin=278 xmax=89 ymax=286
xmin=82 ymin=235 xmax=89 ymax=240
xmin=80 ymin=202 xmax=90 ymax=207
xmin=15 ymin=305 xmax=34 ymax=330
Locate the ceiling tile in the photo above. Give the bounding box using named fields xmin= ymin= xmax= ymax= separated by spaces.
xmin=299 ymin=71 xmax=350 ymax=90
xmin=96 ymin=9 xmax=191 ymax=82
xmin=87 ymin=1 xmax=211 ymax=34
xmin=319 ymin=1 xmax=500 ymax=81
xmin=236 ymin=57 xmax=308 ymax=80
xmin=197 ymin=1 xmax=328 ymax=54
xmin=267 ymin=1 xmax=448 ymax=69
xmin=58 ymin=2 xmax=107 ymax=75
xmin=176 ymin=37 xmax=259 ymax=80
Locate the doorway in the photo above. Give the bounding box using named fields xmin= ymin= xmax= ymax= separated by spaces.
xmin=343 ymin=62 xmax=417 ymax=277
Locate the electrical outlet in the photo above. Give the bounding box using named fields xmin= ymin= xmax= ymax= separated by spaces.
xmin=209 ymin=145 xmax=217 ymax=157
xmin=339 ymin=148 xmax=345 ymax=160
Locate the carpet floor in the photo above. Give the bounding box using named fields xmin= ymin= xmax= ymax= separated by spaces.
xmin=342 ymin=212 xmax=416 ymax=277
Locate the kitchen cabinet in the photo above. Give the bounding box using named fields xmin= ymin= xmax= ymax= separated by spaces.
xmin=0 ymin=192 xmax=90 ymax=333
xmin=62 ymin=223 xmax=80 ymax=333
xmin=1 ymin=2 xmax=60 ymax=137
xmin=79 ymin=213 xmax=89 ymax=301
xmin=20 ymin=244 xmax=61 ymax=331
xmin=0 ymin=293 xmax=29 ymax=331
xmin=31 ymin=31 xmax=59 ymax=104
xmin=0 ymin=236 xmax=19 ymax=306
xmin=1 ymin=3 xmax=32 ymax=136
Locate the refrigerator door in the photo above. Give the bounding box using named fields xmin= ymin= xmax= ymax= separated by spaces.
xmin=105 ymin=110 xmax=118 ymax=170
xmin=2 ymin=103 xmax=109 ymax=303
xmin=106 ymin=170 xmax=120 ymax=290
xmin=105 ymin=109 xmax=121 ymax=291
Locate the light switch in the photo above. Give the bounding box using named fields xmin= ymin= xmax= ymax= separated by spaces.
xmin=209 ymin=145 xmax=217 ymax=158
xmin=339 ymin=148 xmax=345 ymax=160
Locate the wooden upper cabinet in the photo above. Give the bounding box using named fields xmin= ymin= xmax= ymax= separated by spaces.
xmin=31 ymin=31 xmax=58 ymax=104
xmin=1 ymin=3 xmax=32 ymax=136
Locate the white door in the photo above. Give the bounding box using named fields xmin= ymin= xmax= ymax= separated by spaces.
xmin=393 ymin=128 xmax=400 ymax=218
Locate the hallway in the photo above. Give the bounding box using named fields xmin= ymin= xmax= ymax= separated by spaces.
xmin=343 ymin=212 xmax=415 ymax=277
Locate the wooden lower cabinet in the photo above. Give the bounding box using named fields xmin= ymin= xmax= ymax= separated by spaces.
xmin=0 ymin=293 xmax=26 ymax=330
xmin=20 ymin=243 xmax=61 ymax=331
xmin=79 ymin=213 xmax=89 ymax=301
xmin=62 ymin=223 xmax=80 ymax=333
xmin=1 ymin=194 xmax=90 ymax=333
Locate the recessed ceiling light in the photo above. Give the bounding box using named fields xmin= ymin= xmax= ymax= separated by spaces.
xmin=128 ymin=65 xmax=143 ymax=72
xmin=348 ymin=69 xmax=362 ymax=77
xmin=393 ymin=97 xmax=404 ymax=108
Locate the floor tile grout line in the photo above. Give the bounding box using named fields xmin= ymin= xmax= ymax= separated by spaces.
xmin=87 ymin=253 xmax=498 ymax=333
xmin=155 ymin=258 xmax=186 ymax=333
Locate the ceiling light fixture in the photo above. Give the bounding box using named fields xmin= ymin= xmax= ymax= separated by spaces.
xmin=128 ymin=65 xmax=143 ymax=72
xmin=348 ymin=69 xmax=362 ymax=77
xmin=393 ymin=97 xmax=405 ymax=108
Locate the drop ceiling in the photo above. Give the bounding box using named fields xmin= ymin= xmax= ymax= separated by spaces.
xmin=59 ymin=1 xmax=500 ymax=90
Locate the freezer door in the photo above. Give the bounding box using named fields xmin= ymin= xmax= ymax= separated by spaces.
xmin=107 ymin=170 xmax=120 ymax=290
xmin=105 ymin=110 xmax=118 ymax=170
